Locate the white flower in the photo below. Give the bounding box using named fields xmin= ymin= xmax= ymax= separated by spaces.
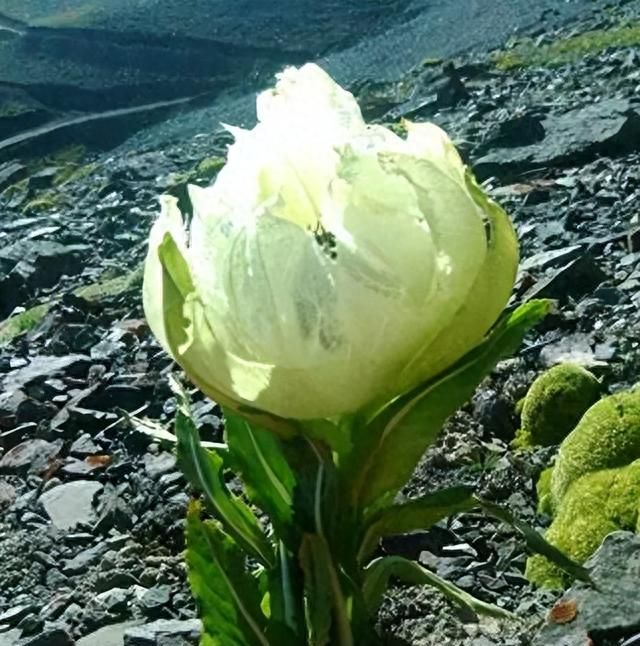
xmin=143 ymin=63 xmax=518 ymax=420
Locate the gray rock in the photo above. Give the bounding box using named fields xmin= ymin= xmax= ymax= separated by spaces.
xmin=95 ymin=588 xmax=130 ymax=615
xmin=27 ymin=167 xmax=58 ymax=191
xmin=1 ymin=354 xmax=91 ymax=392
xmin=63 ymin=543 xmax=108 ymax=576
xmin=0 ymin=480 xmax=16 ymax=509
xmin=535 ymin=532 xmax=640 ymax=645
xmin=0 ymin=605 xmax=35 ymax=627
xmin=0 ymin=242 xmax=90 ymax=317
xmin=76 ymin=621 xmax=143 ymax=646
xmin=69 ymin=433 xmax=101 ymax=457
xmin=38 ymin=480 xmax=103 ymax=530
xmin=475 ymin=99 xmax=640 ymax=180
xmin=143 ymin=452 xmax=177 ymax=480
xmin=0 ymin=439 xmax=62 ymax=476
xmin=140 ymin=585 xmax=171 ymax=618
xmin=0 ymin=389 xmax=28 ymax=430
xmin=124 ymin=619 xmax=201 ymax=646
xmin=0 ymin=162 xmax=27 ymax=192
xmin=519 ymin=245 xmax=584 ymax=273
xmin=523 ymin=253 xmax=606 ymax=303
xmin=95 ymin=570 xmax=139 ymax=593
xmin=0 ymin=629 xmax=21 ymax=646
xmin=20 ymin=627 xmax=74 ymax=646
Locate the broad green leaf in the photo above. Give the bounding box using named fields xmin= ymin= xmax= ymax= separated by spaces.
xmin=358 ymin=486 xmax=476 ymax=563
xmin=348 ymin=300 xmax=551 ymax=509
xmin=362 ymin=556 xmax=514 ymax=619
xmin=175 ymin=403 xmax=274 ymax=568
xmin=224 ymin=411 xmax=296 ymax=542
xmin=476 ymin=497 xmax=593 ymax=585
xmin=186 ymin=502 xmax=271 ymax=646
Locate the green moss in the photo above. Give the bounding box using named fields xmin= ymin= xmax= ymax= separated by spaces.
xmin=73 ymin=264 xmax=143 ymax=302
xmin=54 ymin=162 xmax=99 ymax=187
xmin=526 ymin=460 xmax=640 ymax=589
xmin=21 ymin=192 xmax=62 ymax=213
xmin=1 ymin=178 xmax=28 ymax=201
xmin=196 ymin=156 xmax=225 ymax=179
xmin=493 ymin=22 xmax=640 ymax=70
xmin=0 ymin=302 xmax=52 ymax=346
xmin=47 ymin=145 xmax=87 ymax=167
xmin=420 ymin=57 xmax=444 ymax=68
xmin=385 ymin=121 xmax=409 ymax=138
xmin=511 ymin=427 xmax=533 ymax=451
xmin=550 ymin=389 xmax=640 ymax=508
xmin=536 ymin=466 xmax=554 ymax=516
xmin=517 ymin=364 xmax=600 ymax=448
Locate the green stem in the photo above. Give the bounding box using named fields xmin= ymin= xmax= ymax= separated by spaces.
xmin=308 ymin=438 xmax=354 ymax=646
xmin=325 ymin=547 xmax=354 ymax=646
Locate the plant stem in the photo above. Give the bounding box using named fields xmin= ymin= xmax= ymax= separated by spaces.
xmin=307 ymin=438 xmax=354 ymax=646
xmin=326 ymin=550 xmax=354 ymax=646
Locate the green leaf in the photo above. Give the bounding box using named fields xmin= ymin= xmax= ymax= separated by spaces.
xmin=186 ymin=502 xmax=271 ymax=646
xmin=175 ymin=401 xmax=274 ymax=568
xmin=358 ymin=486 xmax=476 ymax=563
xmin=362 ymin=556 xmax=515 ymax=619
xmin=348 ymin=300 xmax=551 ymax=509
xmin=475 ymin=496 xmax=593 ymax=585
xmin=224 ymin=411 xmax=296 ymax=542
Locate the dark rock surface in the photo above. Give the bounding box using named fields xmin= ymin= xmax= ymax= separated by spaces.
xmin=474 ymin=99 xmax=640 ymax=181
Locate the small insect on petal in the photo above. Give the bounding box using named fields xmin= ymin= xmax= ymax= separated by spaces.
xmin=548 ymin=598 xmax=578 ymax=625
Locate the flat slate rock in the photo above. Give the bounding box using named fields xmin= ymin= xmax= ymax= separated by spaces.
xmin=1 ymin=354 xmax=91 ymax=392
xmin=0 ymin=439 xmax=62 ymax=476
xmin=76 ymin=621 xmax=143 ymax=646
xmin=0 ymin=629 xmax=21 ymax=646
xmin=474 ymin=99 xmax=640 ymax=180
xmin=535 ymin=531 xmax=640 ymax=645
xmin=124 ymin=619 xmax=201 ymax=646
xmin=38 ymin=480 xmax=103 ymax=530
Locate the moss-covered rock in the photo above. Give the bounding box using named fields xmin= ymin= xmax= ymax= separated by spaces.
xmin=517 ymin=363 xmax=600 ymax=448
xmin=0 ymin=302 xmax=52 ymax=346
xmin=536 ymin=466 xmax=554 ymax=516
xmin=73 ymin=264 xmax=143 ymax=303
xmin=526 ymin=460 xmax=640 ymax=589
xmin=493 ymin=21 xmax=640 ymax=70
xmin=550 ymin=389 xmax=640 ymax=508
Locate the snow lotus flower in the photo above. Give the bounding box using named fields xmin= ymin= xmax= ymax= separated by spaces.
xmin=143 ymin=63 xmax=518 ymax=420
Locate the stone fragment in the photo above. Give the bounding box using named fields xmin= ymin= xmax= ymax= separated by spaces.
xmin=140 ymin=585 xmax=171 ymax=618
xmin=76 ymin=621 xmax=143 ymax=646
xmin=1 ymin=354 xmax=91 ymax=392
xmin=535 ymin=532 xmax=640 ymax=645
xmin=38 ymin=480 xmax=103 ymax=530
xmin=475 ymin=99 xmax=640 ymax=180
xmin=20 ymin=627 xmax=74 ymax=646
xmin=124 ymin=619 xmax=201 ymax=646
xmin=0 ymin=604 xmax=35 ymax=626
xmin=0 ymin=439 xmax=62 ymax=475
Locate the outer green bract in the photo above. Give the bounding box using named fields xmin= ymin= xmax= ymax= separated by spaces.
xmin=143 ymin=63 xmax=518 ymax=420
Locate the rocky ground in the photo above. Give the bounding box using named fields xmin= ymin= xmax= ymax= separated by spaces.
xmin=2 ymin=1 xmax=640 ymax=645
